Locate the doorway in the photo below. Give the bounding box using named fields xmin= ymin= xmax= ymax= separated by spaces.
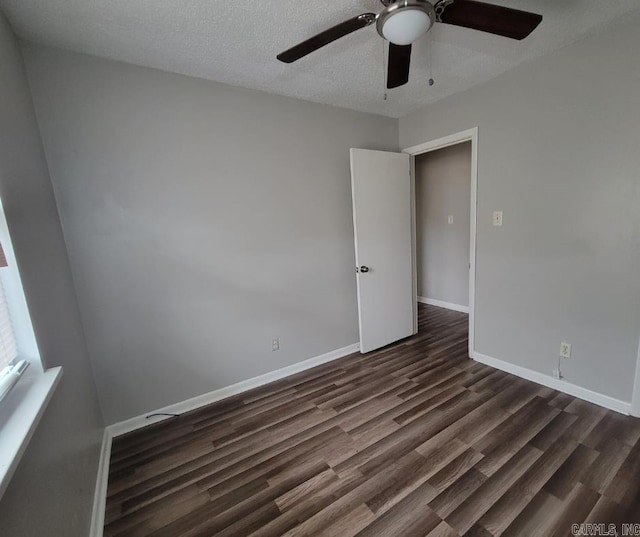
xmin=404 ymin=127 xmax=478 ymax=356
xmin=415 ymin=141 xmax=471 ymax=314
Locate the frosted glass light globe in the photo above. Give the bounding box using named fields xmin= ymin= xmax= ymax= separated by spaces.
xmin=382 ymin=9 xmax=433 ymax=45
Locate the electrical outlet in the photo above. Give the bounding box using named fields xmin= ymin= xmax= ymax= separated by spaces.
xmin=492 ymin=211 xmax=503 ymax=226
xmin=559 ymin=342 xmax=571 ymax=359
xmin=447 ymin=215 xmax=454 ymax=224
xmin=272 ymin=337 xmax=280 ymax=351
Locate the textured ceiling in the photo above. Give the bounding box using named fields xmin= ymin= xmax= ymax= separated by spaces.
xmin=1 ymin=0 xmax=639 ymax=117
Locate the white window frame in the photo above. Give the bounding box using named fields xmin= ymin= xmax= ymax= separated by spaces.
xmin=0 ymin=278 xmax=18 ymax=372
xmin=0 ymin=201 xmax=42 ymax=374
xmin=0 ymin=198 xmax=62 ymax=500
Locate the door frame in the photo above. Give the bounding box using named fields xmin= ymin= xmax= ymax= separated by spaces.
xmin=402 ymin=127 xmax=478 ymax=357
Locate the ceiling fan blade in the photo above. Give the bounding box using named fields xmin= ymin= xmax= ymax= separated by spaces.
xmin=438 ymin=0 xmax=542 ymax=40
xmin=277 ymin=13 xmax=376 ymax=63
xmin=387 ymin=43 xmax=412 ymax=89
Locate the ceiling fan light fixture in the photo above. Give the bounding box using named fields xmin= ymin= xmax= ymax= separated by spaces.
xmin=377 ymin=0 xmax=435 ymax=46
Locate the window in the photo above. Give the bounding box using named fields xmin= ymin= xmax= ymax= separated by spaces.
xmin=0 ymin=273 xmax=18 ymax=371
xmin=0 ymin=199 xmax=61 ymax=500
xmin=0 ymin=199 xmax=42 ymax=377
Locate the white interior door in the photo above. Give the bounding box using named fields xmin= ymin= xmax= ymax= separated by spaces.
xmin=350 ymin=148 xmax=414 ymax=353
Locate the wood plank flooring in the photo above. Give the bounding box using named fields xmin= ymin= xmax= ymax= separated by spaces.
xmin=105 ymin=304 xmax=640 ymax=536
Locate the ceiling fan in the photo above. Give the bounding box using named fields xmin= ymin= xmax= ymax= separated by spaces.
xmin=277 ymin=0 xmax=543 ymax=89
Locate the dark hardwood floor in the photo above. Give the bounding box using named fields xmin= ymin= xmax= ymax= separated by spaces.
xmin=105 ymin=304 xmax=640 ymax=537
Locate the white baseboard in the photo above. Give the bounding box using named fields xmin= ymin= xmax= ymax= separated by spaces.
xmin=471 ymin=351 xmax=631 ymax=415
xmin=417 ymin=296 xmax=469 ymax=314
xmin=107 ymin=342 xmax=360 ymax=438
xmin=89 ymin=429 xmax=112 ymax=537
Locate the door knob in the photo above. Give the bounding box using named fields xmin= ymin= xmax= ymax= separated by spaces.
xmin=359 ymin=265 xmax=369 ymax=273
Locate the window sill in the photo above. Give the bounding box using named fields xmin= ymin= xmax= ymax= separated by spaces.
xmin=0 ymin=366 xmax=62 ymax=500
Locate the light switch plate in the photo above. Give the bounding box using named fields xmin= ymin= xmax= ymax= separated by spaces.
xmin=492 ymin=211 xmax=503 ymax=226
xmin=447 ymin=215 xmax=454 ymax=224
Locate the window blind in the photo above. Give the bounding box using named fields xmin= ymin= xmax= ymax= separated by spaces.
xmin=0 ymin=279 xmax=17 ymax=371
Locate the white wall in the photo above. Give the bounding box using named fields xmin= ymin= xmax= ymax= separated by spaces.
xmin=416 ymin=142 xmax=471 ymax=307
xmin=0 ymin=14 xmax=103 ymax=537
xmin=401 ymin=14 xmax=640 ymax=403
xmin=22 ymin=44 xmax=399 ymax=424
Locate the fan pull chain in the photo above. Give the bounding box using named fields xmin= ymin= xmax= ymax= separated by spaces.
xmin=382 ymin=39 xmax=388 ymax=100
xmin=428 ymin=33 xmax=435 ymax=87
